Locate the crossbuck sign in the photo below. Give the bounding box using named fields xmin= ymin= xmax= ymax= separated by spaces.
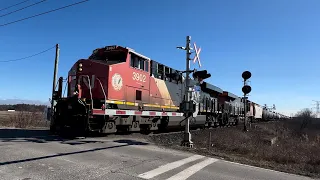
xmin=192 ymin=42 xmax=201 ymax=67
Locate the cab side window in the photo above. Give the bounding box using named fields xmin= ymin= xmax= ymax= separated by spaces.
xmin=130 ymin=53 xmax=149 ymax=72
xmin=145 ymin=61 xmax=149 ymax=72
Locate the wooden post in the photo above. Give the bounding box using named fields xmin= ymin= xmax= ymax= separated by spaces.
xmin=208 ymin=131 xmax=212 ymax=150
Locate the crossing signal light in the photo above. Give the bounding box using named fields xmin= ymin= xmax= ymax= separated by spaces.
xmin=242 ymin=71 xmax=251 ymax=80
xmin=242 ymin=71 xmax=251 ymax=95
xmin=192 ymin=70 xmax=211 ymax=80
xmin=242 ymin=85 xmax=251 ymax=94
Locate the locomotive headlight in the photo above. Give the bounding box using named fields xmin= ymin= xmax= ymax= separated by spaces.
xmin=78 ymin=63 xmax=83 ymax=72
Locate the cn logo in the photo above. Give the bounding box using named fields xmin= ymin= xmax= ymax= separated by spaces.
xmin=78 ymin=75 xmax=95 ymax=89
xmin=112 ymin=73 xmax=123 ymax=91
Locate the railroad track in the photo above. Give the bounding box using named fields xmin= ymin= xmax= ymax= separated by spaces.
xmin=73 ymin=120 xmax=278 ymax=139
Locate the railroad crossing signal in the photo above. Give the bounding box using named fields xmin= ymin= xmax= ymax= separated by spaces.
xmin=242 ymin=70 xmax=251 ymax=80
xmin=242 ymin=71 xmax=252 ymax=95
xmin=192 ymin=43 xmax=201 ymax=68
xmin=242 ymin=85 xmax=251 ymax=95
xmin=242 ymin=70 xmax=252 ymax=132
xmin=192 ymin=70 xmax=211 ymax=81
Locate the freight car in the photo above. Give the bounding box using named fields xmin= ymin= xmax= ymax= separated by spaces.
xmin=244 ymin=101 xmax=289 ymax=122
xmin=48 ymin=45 xmax=288 ymax=136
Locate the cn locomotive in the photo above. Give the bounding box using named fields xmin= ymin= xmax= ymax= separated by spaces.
xmin=48 ymin=45 xmax=289 ymax=135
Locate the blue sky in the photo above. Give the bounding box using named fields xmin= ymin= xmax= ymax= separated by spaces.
xmin=0 ymin=0 xmax=319 ymax=116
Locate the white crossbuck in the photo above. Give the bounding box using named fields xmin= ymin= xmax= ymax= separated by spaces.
xmin=138 ymin=155 xmax=219 ymax=180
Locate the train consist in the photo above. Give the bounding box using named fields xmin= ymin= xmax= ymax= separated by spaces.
xmin=48 ymin=45 xmax=290 ymax=135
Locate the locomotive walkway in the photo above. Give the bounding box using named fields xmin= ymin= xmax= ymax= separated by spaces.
xmin=0 ymin=128 xmax=316 ymax=180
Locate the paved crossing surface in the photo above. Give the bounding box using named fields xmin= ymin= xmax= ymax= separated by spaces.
xmin=0 ymin=128 xmax=317 ymax=180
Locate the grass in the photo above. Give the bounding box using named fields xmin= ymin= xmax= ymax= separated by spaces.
xmin=148 ymin=119 xmax=320 ymax=178
xmin=0 ymin=111 xmax=50 ymax=128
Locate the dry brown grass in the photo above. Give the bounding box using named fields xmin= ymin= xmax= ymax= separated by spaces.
xmin=149 ymin=119 xmax=320 ymax=178
xmin=0 ymin=111 xmax=49 ymax=128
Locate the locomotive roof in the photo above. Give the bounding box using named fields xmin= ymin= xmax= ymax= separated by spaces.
xmin=125 ymin=46 xmax=151 ymax=60
xmin=203 ymin=82 xmax=223 ymax=94
xmin=222 ymin=91 xmax=238 ymax=99
xmin=92 ymin=45 xmax=151 ymax=61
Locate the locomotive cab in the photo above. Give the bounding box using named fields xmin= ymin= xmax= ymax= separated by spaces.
xmin=67 ymin=45 xmax=144 ymax=109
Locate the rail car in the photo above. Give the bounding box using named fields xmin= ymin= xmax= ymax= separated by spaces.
xmin=48 ymin=45 xmax=289 ymax=136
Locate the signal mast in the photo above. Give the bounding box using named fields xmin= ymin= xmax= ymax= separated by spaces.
xmin=177 ymin=36 xmax=210 ymax=148
xmin=241 ymin=71 xmax=252 ymax=132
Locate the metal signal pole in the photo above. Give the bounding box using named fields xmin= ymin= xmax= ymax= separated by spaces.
xmin=177 ymin=36 xmax=203 ymax=148
xmin=241 ymin=71 xmax=251 ymax=132
xmin=243 ymin=87 xmax=247 ymax=132
xmin=181 ymin=36 xmax=193 ymax=147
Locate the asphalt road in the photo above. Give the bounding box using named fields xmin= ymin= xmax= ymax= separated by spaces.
xmin=0 ymin=128 xmax=317 ymax=180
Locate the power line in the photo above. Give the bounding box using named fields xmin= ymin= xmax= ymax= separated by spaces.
xmin=0 ymin=0 xmax=90 ymax=27
xmin=0 ymin=45 xmax=55 ymax=63
xmin=1 ymin=0 xmax=48 ymax=18
xmin=0 ymin=0 xmax=32 ymax=12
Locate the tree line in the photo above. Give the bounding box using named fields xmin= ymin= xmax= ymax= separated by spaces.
xmin=0 ymin=104 xmax=47 ymax=112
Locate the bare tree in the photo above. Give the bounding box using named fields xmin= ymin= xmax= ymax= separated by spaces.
xmin=9 ymin=110 xmax=45 ymax=128
xmin=295 ymin=108 xmax=316 ymax=130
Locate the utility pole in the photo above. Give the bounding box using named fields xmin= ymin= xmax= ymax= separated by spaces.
xmin=241 ymin=71 xmax=251 ymax=132
xmin=312 ymin=100 xmax=320 ymax=118
xmin=50 ymin=44 xmax=60 ymax=128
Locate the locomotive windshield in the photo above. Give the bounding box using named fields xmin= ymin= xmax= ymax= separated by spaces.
xmin=88 ymin=46 xmax=127 ymax=64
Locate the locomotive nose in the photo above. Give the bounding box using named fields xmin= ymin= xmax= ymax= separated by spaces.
xmin=68 ymin=59 xmax=109 ymax=105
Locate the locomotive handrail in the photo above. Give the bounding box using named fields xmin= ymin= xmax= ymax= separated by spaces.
xmin=84 ymin=75 xmax=93 ymax=109
xmin=63 ymin=78 xmax=68 ymax=97
xmin=96 ymin=77 xmax=106 ymax=112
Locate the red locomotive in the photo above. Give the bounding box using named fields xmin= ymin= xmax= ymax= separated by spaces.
xmin=49 ymin=45 xmax=289 ymax=136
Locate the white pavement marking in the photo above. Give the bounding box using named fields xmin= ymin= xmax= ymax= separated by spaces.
xmin=138 ymin=155 xmax=204 ymax=179
xmin=165 ymin=158 xmax=219 ymax=180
